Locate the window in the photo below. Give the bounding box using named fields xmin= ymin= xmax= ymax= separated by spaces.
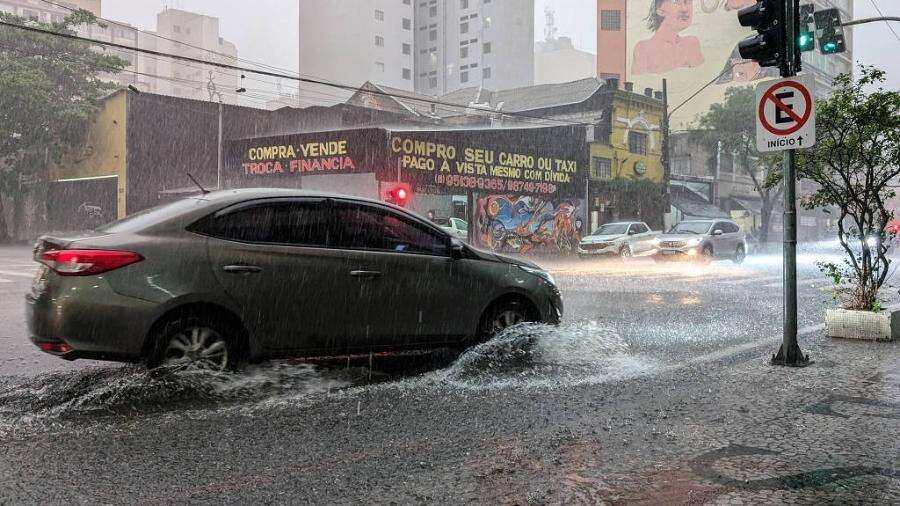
xmin=460 ymin=71 xmax=469 ymax=83
xmin=197 ymin=201 xmax=330 ymax=247
xmin=451 ymin=218 xmax=468 ymax=232
xmin=460 ymin=21 xmax=469 ymax=34
xmin=429 ymin=5 xmax=437 ymax=16
xmin=375 ymin=35 xmax=384 ymax=46
xmin=460 ymin=0 xmax=469 ymax=8
xmin=482 ymin=67 xmax=491 ymax=79
xmin=591 ymin=157 xmax=612 ymax=180
xmin=403 ymin=18 xmax=411 ymax=30
xmin=429 ymin=77 xmax=438 ymax=88
xmin=402 ymin=43 xmax=411 ymax=55
xmin=672 ymin=155 xmax=692 ymax=175
xmin=331 ymin=204 xmax=449 ymax=256
xmin=460 ymin=46 xmax=468 ymax=58
xmin=628 ymin=131 xmax=648 ymax=155
xmin=375 ymin=9 xmax=384 ymax=21
xmin=720 ymin=152 xmax=734 ymax=172
xmin=429 ymin=29 xmax=437 ymax=41
xmin=482 ymin=42 xmax=491 ymax=54
xmin=375 ymin=61 xmax=385 ymax=72
xmin=402 ymin=68 xmax=411 ymax=80
xmin=600 ymin=10 xmax=621 ymax=31
xmin=633 ymin=223 xmax=650 ymax=234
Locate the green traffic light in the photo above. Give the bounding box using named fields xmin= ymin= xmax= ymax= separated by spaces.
xmin=823 ymin=41 xmax=837 ymax=53
xmin=798 ymin=32 xmax=814 ymax=51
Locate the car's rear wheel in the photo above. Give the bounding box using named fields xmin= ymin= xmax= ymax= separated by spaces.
xmin=149 ymin=315 xmax=239 ymax=370
xmin=732 ymin=245 xmax=746 ymax=264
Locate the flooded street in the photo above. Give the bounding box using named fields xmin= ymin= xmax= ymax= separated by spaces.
xmin=2 ymin=244 xmax=896 ymax=503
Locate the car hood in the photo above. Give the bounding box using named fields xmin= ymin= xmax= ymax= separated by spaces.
xmin=659 ymin=234 xmax=705 ymax=242
xmin=467 ymin=246 xmax=541 ymax=269
xmin=580 ymin=234 xmax=624 ymax=243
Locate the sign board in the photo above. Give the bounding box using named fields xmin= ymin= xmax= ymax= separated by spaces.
xmin=755 ymin=75 xmax=816 ymax=152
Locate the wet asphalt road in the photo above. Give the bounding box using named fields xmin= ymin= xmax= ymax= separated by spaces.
xmin=1 ymin=243 xmax=896 ymax=503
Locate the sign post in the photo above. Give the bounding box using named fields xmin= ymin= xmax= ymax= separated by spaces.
xmin=756 ymin=2 xmax=813 ymax=367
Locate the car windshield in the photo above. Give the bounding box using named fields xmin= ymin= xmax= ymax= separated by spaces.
xmin=591 ymin=223 xmax=629 ymax=236
xmin=670 ymin=221 xmax=713 ymax=235
xmin=96 ymin=197 xmax=209 ymax=233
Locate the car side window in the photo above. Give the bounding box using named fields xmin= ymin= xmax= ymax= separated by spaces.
xmin=199 ymin=200 xmax=329 ymax=247
xmin=454 ymin=219 xmax=468 ymax=232
xmin=331 ymin=204 xmax=449 ymax=256
xmin=636 ymin=223 xmax=649 ymax=234
xmin=712 ymin=222 xmax=726 ymax=234
xmin=627 ymin=224 xmax=638 ymax=235
xmin=726 ymin=223 xmax=740 ymax=234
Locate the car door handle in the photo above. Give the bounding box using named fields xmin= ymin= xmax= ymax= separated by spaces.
xmin=222 ymin=264 xmax=263 ymax=274
xmin=350 ymin=270 xmax=382 ymax=278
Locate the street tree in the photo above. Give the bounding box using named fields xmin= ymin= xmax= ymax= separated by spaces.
xmin=693 ymin=86 xmax=783 ymax=244
xmin=0 ymin=10 xmax=125 ymax=242
xmin=794 ymin=65 xmax=900 ymax=311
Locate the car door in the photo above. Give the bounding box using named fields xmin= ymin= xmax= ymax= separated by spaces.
xmin=329 ymin=200 xmax=465 ymax=350
xmin=632 ymin=223 xmax=653 ymax=253
xmin=202 ymin=198 xmax=353 ymax=354
xmin=710 ymin=221 xmax=730 ymax=258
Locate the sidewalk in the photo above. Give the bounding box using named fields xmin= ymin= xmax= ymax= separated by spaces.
xmin=491 ymin=332 xmax=900 ymax=505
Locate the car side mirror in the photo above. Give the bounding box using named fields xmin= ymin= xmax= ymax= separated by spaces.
xmin=450 ymin=238 xmax=465 ymax=259
xmin=712 ymin=230 xmax=724 ymax=236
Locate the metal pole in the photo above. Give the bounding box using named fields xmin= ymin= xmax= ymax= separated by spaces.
xmin=661 ymin=78 xmax=670 ymax=224
xmin=772 ymin=0 xmax=808 ymax=366
xmin=216 ymin=100 xmax=223 ymax=190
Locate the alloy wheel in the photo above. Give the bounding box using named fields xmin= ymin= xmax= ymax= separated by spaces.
xmin=163 ymin=326 xmax=229 ymax=370
xmin=491 ymin=309 xmax=524 ymax=335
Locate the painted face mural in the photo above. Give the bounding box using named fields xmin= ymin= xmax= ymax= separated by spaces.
xmin=632 ymin=0 xmax=704 ymax=75
xmin=475 ymin=195 xmax=584 ymax=256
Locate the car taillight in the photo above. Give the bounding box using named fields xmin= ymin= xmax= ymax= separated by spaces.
xmin=40 ymin=249 xmax=143 ymax=276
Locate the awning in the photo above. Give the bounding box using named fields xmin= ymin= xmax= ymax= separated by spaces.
xmin=671 ymin=192 xmax=729 ymax=219
xmin=732 ymin=197 xmax=762 ymax=214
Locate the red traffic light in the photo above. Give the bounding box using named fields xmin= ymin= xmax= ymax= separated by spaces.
xmin=384 ymin=183 xmax=412 ymax=207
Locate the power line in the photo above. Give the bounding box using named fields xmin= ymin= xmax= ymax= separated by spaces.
xmin=0 ymin=19 xmax=591 ymax=128
xmin=867 ymin=0 xmax=900 ymax=44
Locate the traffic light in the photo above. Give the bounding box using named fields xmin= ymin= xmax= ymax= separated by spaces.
xmin=815 ymin=8 xmax=846 ymax=54
xmin=383 ymin=183 xmax=412 ymax=207
xmin=798 ymin=4 xmax=815 ymax=52
xmin=737 ymin=0 xmax=786 ymax=68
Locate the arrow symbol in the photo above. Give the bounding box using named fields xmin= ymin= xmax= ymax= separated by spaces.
xmin=798 ymin=136 xmax=804 ymax=146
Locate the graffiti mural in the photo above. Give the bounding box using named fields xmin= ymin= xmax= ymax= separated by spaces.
xmin=474 ymin=195 xmax=585 ymax=256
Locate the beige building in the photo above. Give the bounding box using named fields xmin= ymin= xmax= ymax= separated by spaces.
xmin=137 ymin=9 xmax=241 ymax=104
xmin=534 ymin=36 xmax=595 ymax=86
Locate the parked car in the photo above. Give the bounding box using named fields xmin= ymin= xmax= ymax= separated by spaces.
xmin=26 ymin=189 xmax=562 ymax=370
xmin=577 ymin=221 xmax=661 ymax=258
xmin=652 ymin=219 xmax=747 ymax=263
xmin=434 ymin=216 xmax=468 ymax=240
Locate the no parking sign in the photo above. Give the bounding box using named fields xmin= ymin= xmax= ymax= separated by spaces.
xmin=755 ymin=75 xmax=816 ymax=152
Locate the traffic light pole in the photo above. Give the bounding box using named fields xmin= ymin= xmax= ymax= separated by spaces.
xmin=772 ymin=0 xmax=808 ymax=367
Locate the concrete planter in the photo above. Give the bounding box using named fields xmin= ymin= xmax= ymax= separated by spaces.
xmin=825 ymin=308 xmax=899 ymax=341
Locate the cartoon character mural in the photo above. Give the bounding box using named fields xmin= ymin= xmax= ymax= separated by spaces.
xmin=632 ymin=0 xmax=704 ymax=75
xmin=475 ymin=195 xmax=584 ymax=256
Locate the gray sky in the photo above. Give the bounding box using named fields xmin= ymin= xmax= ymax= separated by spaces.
xmin=102 ymin=0 xmax=898 ymax=93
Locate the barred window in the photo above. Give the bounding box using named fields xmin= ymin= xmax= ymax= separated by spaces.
xmin=600 ymin=10 xmax=621 ymax=31
xmin=592 ymin=157 xmax=612 ymax=180
xmin=628 ymin=131 xmax=648 ymax=155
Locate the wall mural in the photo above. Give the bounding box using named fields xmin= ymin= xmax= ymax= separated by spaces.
xmin=474 ymin=194 xmax=585 ymax=256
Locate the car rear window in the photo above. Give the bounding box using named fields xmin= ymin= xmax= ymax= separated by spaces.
xmin=96 ymin=198 xmax=210 ymax=233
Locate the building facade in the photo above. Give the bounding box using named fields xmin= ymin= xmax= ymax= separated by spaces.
xmin=412 ymin=0 xmax=534 ymax=96
xmin=534 ymin=36 xmax=596 ymax=86
xmin=298 ymin=0 xmax=415 ymax=106
xmin=595 ymin=0 xmax=854 ymax=129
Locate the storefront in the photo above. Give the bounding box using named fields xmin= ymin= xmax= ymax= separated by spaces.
xmin=224 ymin=125 xmax=589 ymax=256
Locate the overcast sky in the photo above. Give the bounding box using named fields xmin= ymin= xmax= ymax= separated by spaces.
xmin=103 ymin=0 xmax=898 ymax=94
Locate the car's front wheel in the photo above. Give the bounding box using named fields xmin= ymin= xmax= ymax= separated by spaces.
xmin=732 ymin=245 xmax=746 ymax=264
xmin=148 ymin=315 xmax=240 ymax=371
xmin=478 ymin=299 xmax=534 ymax=341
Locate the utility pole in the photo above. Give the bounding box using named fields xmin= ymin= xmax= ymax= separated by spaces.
xmin=661 ymin=78 xmax=670 ymax=229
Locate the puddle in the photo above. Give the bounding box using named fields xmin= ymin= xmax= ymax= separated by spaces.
xmin=0 ymin=321 xmax=653 ymax=433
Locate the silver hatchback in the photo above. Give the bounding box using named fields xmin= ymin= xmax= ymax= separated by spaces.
xmin=26 ymin=189 xmax=562 ymax=369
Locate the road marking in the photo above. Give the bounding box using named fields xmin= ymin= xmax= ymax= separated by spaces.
xmin=0 ymin=270 xmax=35 ymax=279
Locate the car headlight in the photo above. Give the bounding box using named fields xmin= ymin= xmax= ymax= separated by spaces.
xmin=519 ymin=265 xmax=555 ymax=286
xmin=687 ymin=238 xmax=702 ymax=246
xmin=652 ymin=237 xmax=661 ymax=246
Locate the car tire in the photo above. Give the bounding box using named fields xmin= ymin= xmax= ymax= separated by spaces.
xmin=147 ymin=314 xmax=241 ymax=371
xmin=700 ymin=245 xmax=714 ymax=263
xmin=619 ymin=246 xmax=632 ymax=259
xmin=732 ymin=245 xmax=746 ymax=264
xmin=478 ymin=299 xmax=534 ymax=342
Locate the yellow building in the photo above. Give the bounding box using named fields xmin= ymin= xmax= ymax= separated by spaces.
xmin=588 ymin=86 xmax=666 ymax=229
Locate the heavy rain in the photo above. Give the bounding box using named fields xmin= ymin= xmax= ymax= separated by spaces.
xmin=1 ymin=0 xmax=899 ymax=504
